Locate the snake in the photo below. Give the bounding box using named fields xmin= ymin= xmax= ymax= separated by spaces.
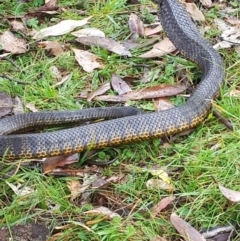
xmin=0 ymin=0 xmax=224 ymax=160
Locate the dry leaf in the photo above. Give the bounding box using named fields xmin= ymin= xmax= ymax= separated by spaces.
xmin=111 ymin=74 xmax=132 ymax=95
xmin=225 ymin=17 xmax=240 ymax=26
xmin=95 ymin=84 xmax=187 ymax=102
xmin=139 ymin=37 xmax=176 ymax=58
xmin=33 ymin=17 xmax=92 ymax=39
xmin=170 ymin=213 xmax=206 ymax=241
xmin=9 ymin=20 xmax=26 ymax=33
xmin=76 ymin=36 xmax=132 ymax=57
xmin=0 ymin=53 xmax=11 ymax=58
xmin=214 ymin=19 xmax=240 ymax=50
xmin=146 ymin=179 xmax=174 ymax=192
xmin=12 ymin=96 xmax=24 ymax=115
xmin=218 ymin=184 xmax=240 ymax=202
xmin=44 ymin=0 xmax=57 ymax=7
xmin=92 ymin=174 xmax=125 ymax=189
xmin=49 ymin=65 xmax=62 ymax=80
xmin=235 ymin=45 xmax=240 ymax=57
xmin=183 ymin=3 xmax=205 ymax=21
xmin=106 ymin=174 xmax=125 ymax=183
xmin=25 ymin=103 xmax=39 ymax=112
xmin=6 ymin=181 xmax=34 ymax=197
xmin=52 ymin=73 xmax=72 ymax=87
xmin=0 ymin=92 xmax=13 ymax=117
xmin=67 ymin=180 xmax=82 ymax=201
xmin=43 ymin=154 xmax=79 ymax=174
xmin=199 ymin=0 xmax=212 ymax=8
xmin=87 ymin=82 xmax=111 ymax=102
xmin=84 ymin=206 xmax=121 ymax=219
xmin=0 ymin=30 xmax=28 ymax=54
xmin=37 ymin=41 xmax=64 ymax=56
xmin=92 ymin=178 xmax=108 ymax=189
xmin=151 ymin=196 xmax=175 ymax=216
xmin=230 ymin=89 xmax=240 ymax=97
xmin=201 ymin=225 xmax=235 ymax=240
xmin=144 ymin=25 xmax=163 ymax=36
xmin=128 ymin=13 xmax=145 ymax=37
xmin=121 ymin=40 xmax=139 ymax=50
xmin=71 ymin=28 xmax=105 ymax=38
xmin=154 ymin=97 xmax=174 ymax=112
xmin=36 ymin=0 xmax=58 ymax=11
xmin=73 ymin=48 xmax=103 ymax=73
xmin=150 ymin=236 xmax=168 ymax=241
xmin=79 ymin=173 xmax=98 ymax=200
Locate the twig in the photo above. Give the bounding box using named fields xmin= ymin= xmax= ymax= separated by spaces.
xmin=213 ymin=109 xmax=233 ymax=131
xmin=0 ymin=74 xmax=29 ymax=85
xmin=1 ymin=56 xmax=22 ymax=71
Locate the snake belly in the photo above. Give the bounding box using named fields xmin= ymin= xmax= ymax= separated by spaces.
xmin=0 ymin=0 xmax=224 ymax=160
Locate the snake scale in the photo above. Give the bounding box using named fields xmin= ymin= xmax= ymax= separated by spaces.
xmin=0 ymin=0 xmax=224 ymax=160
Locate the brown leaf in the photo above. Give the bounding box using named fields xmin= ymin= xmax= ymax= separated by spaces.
xmin=183 ymin=3 xmax=205 ymax=21
xmin=76 ymin=36 xmax=132 ymax=57
xmin=218 ymin=184 xmax=240 ymax=202
xmin=0 ymin=92 xmax=13 ymax=117
xmin=146 ymin=179 xmax=174 ymax=192
xmin=92 ymin=178 xmax=108 ymax=189
xmin=36 ymin=0 xmax=58 ymax=11
xmin=12 ymin=96 xmax=24 ymax=115
xmin=84 ymin=206 xmax=121 ymax=219
xmin=139 ymin=37 xmax=176 ymax=58
xmin=52 ymin=73 xmax=72 ymax=87
xmin=106 ymin=174 xmax=125 ymax=183
xmin=111 ymin=74 xmax=132 ymax=95
xmin=128 ymin=13 xmax=145 ymax=37
xmin=33 ymin=17 xmax=92 ymax=39
xmin=49 ymin=65 xmax=62 ymax=80
xmin=67 ymin=180 xmax=82 ymax=201
xmin=95 ymin=84 xmax=187 ymax=102
xmin=6 ymin=181 xmax=34 ymax=196
xmin=230 ymin=89 xmax=240 ymax=98
xmin=150 ymin=236 xmax=168 ymax=241
xmin=144 ymin=25 xmax=163 ymax=37
xmin=71 ymin=28 xmax=105 ymax=38
xmin=9 ymin=20 xmax=26 ymax=34
xmin=151 ymin=196 xmax=175 ymax=217
xmin=154 ymin=97 xmax=174 ymax=112
xmin=87 ymin=82 xmax=111 ymax=102
xmin=43 ymin=154 xmax=79 ymax=174
xmin=25 ymin=103 xmax=39 ymax=112
xmin=121 ymin=40 xmax=139 ymax=50
xmin=170 ymin=213 xmax=206 ymax=241
xmin=92 ymin=174 xmax=125 ymax=189
xmin=225 ymin=17 xmax=240 ymax=26
xmin=199 ymin=0 xmax=212 ymax=8
xmin=73 ymin=48 xmax=103 ymax=73
xmin=37 ymin=41 xmax=64 ymax=56
xmin=201 ymin=225 xmax=235 ymax=240
xmin=0 ymin=31 xmax=28 ymax=54
xmin=213 ymin=19 xmax=240 ymax=50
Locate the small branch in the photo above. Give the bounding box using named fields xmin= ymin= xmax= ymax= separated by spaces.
xmin=0 ymin=74 xmax=30 ymax=85
xmin=213 ymin=109 xmax=233 ymax=131
xmin=1 ymin=56 xmax=22 ymax=71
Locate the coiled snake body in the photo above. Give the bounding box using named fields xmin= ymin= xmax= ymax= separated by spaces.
xmin=0 ymin=0 xmax=224 ymax=160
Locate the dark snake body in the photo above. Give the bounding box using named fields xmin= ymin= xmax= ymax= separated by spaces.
xmin=0 ymin=0 xmax=224 ymax=160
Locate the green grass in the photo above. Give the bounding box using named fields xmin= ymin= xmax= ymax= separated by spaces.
xmin=1 ymin=0 xmax=240 ymax=240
